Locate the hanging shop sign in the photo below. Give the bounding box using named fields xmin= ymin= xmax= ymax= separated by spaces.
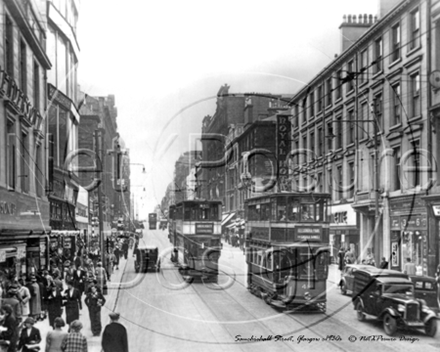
xmin=276 ymin=115 xmax=291 ymax=191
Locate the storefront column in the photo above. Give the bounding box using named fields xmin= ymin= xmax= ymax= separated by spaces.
xmin=382 ymin=195 xmax=391 ymax=265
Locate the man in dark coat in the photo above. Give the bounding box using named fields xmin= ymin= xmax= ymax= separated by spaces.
xmin=102 ymin=312 xmax=129 ymax=352
xmin=72 ymin=266 xmax=87 ymax=297
xmin=63 ymin=280 xmax=82 ymax=325
xmin=17 ymin=317 xmax=41 ymax=352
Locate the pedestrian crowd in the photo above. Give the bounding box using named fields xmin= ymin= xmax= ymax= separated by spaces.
xmin=0 ymin=235 xmax=132 ymax=352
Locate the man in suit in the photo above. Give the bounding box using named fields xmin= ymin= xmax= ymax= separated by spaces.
xmin=72 ymin=266 xmax=87 ymax=297
xmin=102 ymin=312 xmax=129 ymax=352
xmin=63 ymin=280 xmax=82 ymax=326
xmin=17 ymin=317 xmax=41 ymax=352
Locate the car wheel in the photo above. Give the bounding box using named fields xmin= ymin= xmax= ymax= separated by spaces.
xmin=356 ymin=302 xmax=365 ymax=322
xmin=425 ymin=318 xmax=437 ymax=337
xmin=340 ymin=282 xmax=347 ymax=295
xmin=383 ymin=313 xmax=397 ymax=336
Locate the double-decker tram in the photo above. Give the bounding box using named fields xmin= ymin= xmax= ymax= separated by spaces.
xmin=245 ymin=192 xmax=331 ymax=312
xmin=169 ymin=200 xmax=222 ymax=282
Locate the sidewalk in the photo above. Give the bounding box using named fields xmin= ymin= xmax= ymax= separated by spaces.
xmin=34 ymin=253 xmax=129 ymax=351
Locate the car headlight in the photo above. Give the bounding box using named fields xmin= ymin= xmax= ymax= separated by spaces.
xmin=397 ymin=304 xmax=405 ymax=312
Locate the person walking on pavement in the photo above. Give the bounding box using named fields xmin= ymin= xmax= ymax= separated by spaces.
xmin=17 ymin=317 xmax=41 ymax=352
xmin=84 ymin=285 xmax=106 ymax=336
xmin=113 ymin=246 xmax=120 ymax=270
xmin=101 ymin=312 xmax=128 ymax=352
xmin=62 ymin=281 xmax=82 ymax=326
xmin=17 ymin=279 xmax=30 ymax=320
xmin=403 ymin=257 xmax=416 ymax=275
xmin=94 ymin=262 xmax=107 ymax=296
xmin=3 ymin=285 xmax=23 ymax=326
xmin=122 ymin=240 xmax=129 ymax=260
xmin=45 ymin=317 xmax=67 ymax=352
xmin=72 ymin=266 xmax=86 ymax=298
xmin=46 ymin=280 xmax=63 ymax=329
xmin=61 ymin=320 xmax=87 ymax=352
xmin=0 ymin=304 xmax=19 ymax=352
xmin=28 ymin=275 xmax=41 ymax=321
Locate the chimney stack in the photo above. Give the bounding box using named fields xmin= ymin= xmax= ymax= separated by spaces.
xmin=339 ymin=13 xmax=376 ymax=53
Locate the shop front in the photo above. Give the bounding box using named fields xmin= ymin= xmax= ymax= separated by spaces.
xmin=49 ymin=230 xmax=81 ymax=266
xmin=389 ymin=195 xmax=428 ymax=275
xmin=0 ymin=187 xmax=50 ymax=278
xmin=329 ymin=203 xmax=359 ymax=263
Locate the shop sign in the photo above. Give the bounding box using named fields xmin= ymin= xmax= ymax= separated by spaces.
xmin=0 ymin=201 xmax=16 ymax=215
xmin=329 ymin=204 xmax=356 ymax=226
xmin=64 ymin=237 xmax=72 ymax=248
xmin=391 ymin=241 xmax=399 ymax=267
xmin=276 ymin=115 xmax=291 ymax=191
xmin=432 ymin=205 xmax=440 ymax=216
xmin=0 ymin=250 xmax=6 ymax=263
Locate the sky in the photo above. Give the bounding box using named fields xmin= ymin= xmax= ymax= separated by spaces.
xmin=77 ymin=0 xmax=378 ymax=219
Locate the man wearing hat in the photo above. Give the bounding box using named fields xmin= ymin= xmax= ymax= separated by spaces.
xmin=17 ymin=317 xmax=41 ymax=352
xmin=102 ymin=312 xmax=129 ymax=352
xmin=63 ymin=280 xmax=82 ymax=325
xmin=61 ymin=320 xmax=88 ymax=352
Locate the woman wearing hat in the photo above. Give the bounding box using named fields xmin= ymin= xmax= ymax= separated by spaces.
xmin=94 ymin=262 xmax=107 ymax=296
xmin=17 ymin=317 xmax=41 ymax=352
xmin=85 ymin=285 xmax=106 ymax=336
xmin=61 ymin=320 xmax=87 ymax=352
xmin=45 ymin=317 xmax=67 ymax=352
xmin=62 ymin=281 xmax=82 ymax=326
xmin=46 ymin=280 xmax=63 ymax=329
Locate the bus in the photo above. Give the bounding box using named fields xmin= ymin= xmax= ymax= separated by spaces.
xmin=245 ymin=192 xmax=331 ymax=312
xmin=169 ymin=200 xmax=222 ymax=282
xmin=148 ymin=213 xmax=157 ymax=230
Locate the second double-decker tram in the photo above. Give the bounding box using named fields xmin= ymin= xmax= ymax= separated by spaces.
xmin=169 ymin=200 xmax=222 ymax=281
xmin=245 ymin=192 xmax=331 ymax=312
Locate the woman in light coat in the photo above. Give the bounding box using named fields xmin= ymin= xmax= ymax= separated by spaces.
xmin=18 ymin=279 xmax=31 ymax=318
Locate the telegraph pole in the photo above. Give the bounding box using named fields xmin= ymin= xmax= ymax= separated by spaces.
xmin=95 ymin=130 xmax=105 ymax=265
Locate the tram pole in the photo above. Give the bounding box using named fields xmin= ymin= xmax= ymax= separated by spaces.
xmin=95 ymin=130 xmax=105 ymax=266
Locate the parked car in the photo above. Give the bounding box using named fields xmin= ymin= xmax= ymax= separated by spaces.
xmin=410 ymin=275 xmax=439 ymax=314
xmin=134 ymin=246 xmax=160 ymax=273
xmin=352 ymin=266 xmax=438 ymax=337
xmin=340 ymin=264 xmax=371 ymax=295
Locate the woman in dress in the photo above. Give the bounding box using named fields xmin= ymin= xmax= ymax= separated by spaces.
xmin=28 ymin=275 xmax=41 ymax=320
xmin=46 ymin=281 xmax=63 ymax=329
xmin=45 ymin=317 xmax=67 ymax=352
xmin=17 ymin=279 xmax=30 ymax=319
xmin=84 ymin=285 xmax=106 ymax=336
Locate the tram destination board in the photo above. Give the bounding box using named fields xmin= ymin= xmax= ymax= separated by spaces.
xmin=295 ymin=227 xmax=322 ymax=242
xmin=196 ymin=223 xmax=214 ymax=234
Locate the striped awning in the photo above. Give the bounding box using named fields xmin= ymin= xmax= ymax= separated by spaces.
xmin=221 ymin=212 xmax=236 ymax=227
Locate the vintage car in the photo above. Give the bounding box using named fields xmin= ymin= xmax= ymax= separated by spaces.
xmin=410 ymin=275 xmax=439 ymax=314
xmin=340 ymin=264 xmax=372 ymax=295
xmin=352 ymin=266 xmax=438 ymax=337
xmin=134 ymin=246 xmax=160 ymax=273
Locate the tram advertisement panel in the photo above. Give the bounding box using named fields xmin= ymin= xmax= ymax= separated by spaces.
xmin=295 ymin=227 xmax=321 ymax=242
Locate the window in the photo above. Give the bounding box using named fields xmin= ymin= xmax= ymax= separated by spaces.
xmin=336 ymin=165 xmax=343 ymax=200
xmin=326 ymin=77 xmax=332 ymax=107
xmin=409 ymin=140 xmax=420 ymax=188
xmin=20 ymin=41 xmax=27 ymax=94
xmin=302 ymin=135 xmax=307 ymax=163
xmin=391 ymin=23 xmax=401 ymax=62
xmin=327 ymin=122 xmax=333 ymax=151
xmin=310 ymin=131 xmax=315 ymax=158
xmin=327 ymin=168 xmax=333 ymax=194
xmin=317 ymin=127 xmax=323 ymax=157
xmin=317 ymin=172 xmax=323 ymax=193
xmin=347 ymin=109 xmax=355 ymax=145
xmin=347 ymin=60 xmax=354 ymax=92
xmin=360 ymin=49 xmax=368 ymax=84
xmin=335 ymin=69 xmax=342 ymax=100
xmin=36 ymin=144 xmax=43 ymax=197
xmin=7 ymin=122 xmax=16 ymax=190
xmin=410 ymin=8 xmax=420 ymax=50
xmin=34 ymin=61 xmax=40 ymax=110
xmin=310 ymin=92 xmax=314 ymax=118
xmin=5 ymin=15 xmax=14 ymax=77
xmin=20 ymin=130 xmax=29 ymax=193
xmin=335 ymin=116 xmax=342 ymax=149
xmin=374 ymin=37 xmax=383 ymax=73
xmin=348 ymin=162 xmax=355 ymax=198
xmin=373 ymin=93 xmax=383 ymax=131
xmin=293 ymin=105 xmax=299 ymax=128
xmin=410 ymin=72 xmax=421 ymax=117
xmin=392 ymin=146 xmax=401 ymax=191
xmin=359 ymin=102 xmax=368 ymax=140
xmin=391 ymin=82 xmax=401 ymax=125
xmin=317 ymin=85 xmax=323 ymax=112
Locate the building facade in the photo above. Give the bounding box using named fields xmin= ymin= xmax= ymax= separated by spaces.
xmin=0 ymin=0 xmax=52 ymax=276
xmin=288 ymin=0 xmax=439 ymax=275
